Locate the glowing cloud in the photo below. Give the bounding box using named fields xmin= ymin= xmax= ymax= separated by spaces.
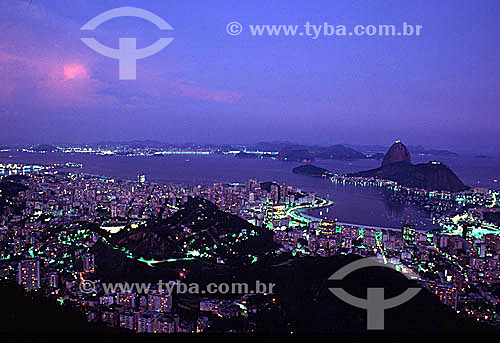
xmin=63 ymin=64 xmax=88 ymax=80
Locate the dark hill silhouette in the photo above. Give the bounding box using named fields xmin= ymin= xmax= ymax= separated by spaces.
xmin=382 ymin=141 xmax=412 ymax=166
xmin=292 ymin=164 xmax=331 ymax=177
xmin=278 ymin=147 xmax=314 ymax=162
xmin=0 ymin=282 xmax=121 ymax=333
xmin=86 ymin=250 xmax=495 ymax=333
xmin=351 ymin=141 xmax=468 ymax=192
xmin=112 ymin=197 xmax=277 ymax=263
xmin=349 ymin=161 xmax=469 ymax=192
xmin=252 ymin=255 xmax=494 ymax=333
xmin=314 ymin=144 xmax=367 ymax=160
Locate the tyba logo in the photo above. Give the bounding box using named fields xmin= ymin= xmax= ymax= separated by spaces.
xmin=80 ymin=7 xmax=174 ymax=80
xmin=328 ymin=257 xmax=421 ymax=330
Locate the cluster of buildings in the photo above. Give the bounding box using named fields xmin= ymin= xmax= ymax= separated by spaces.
xmin=0 ymin=172 xmax=311 ymax=332
xmin=0 ymin=162 xmax=83 ymax=177
xmin=273 ymin=216 xmax=500 ymax=324
xmin=14 ymin=144 xmax=277 ymax=158
xmin=0 ymin=170 xmax=499 ymax=331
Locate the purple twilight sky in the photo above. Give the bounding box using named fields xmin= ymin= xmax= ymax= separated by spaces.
xmin=0 ymin=0 xmax=499 ymax=153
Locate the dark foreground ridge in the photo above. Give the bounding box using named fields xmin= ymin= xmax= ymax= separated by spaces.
xmin=5 ymin=254 xmax=493 ymax=334
xmin=0 ymin=282 xmax=122 ymax=333
xmin=86 ymin=200 xmax=489 ymax=333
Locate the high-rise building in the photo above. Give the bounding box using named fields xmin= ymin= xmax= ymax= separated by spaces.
xmin=320 ymin=219 xmax=337 ymax=235
xmin=82 ymin=253 xmax=95 ymax=273
xmin=137 ymin=310 xmax=157 ymax=333
xmin=148 ymin=289 xmax=173 ymax=313
xmin=156 ymin=315 xmax=176 ymax=333
xmin=119 ymin=311 xmax=136 ymax=331
xmin=245 ymin=178 xmax=259 ymax=193
xmin=402 ymin=223 xmax=416 ymax=245
xmin=117 ymin=292 xmax=136 ymax=308
xmin=461 ymin=222 xmax=473 ymax=240
xmin=270 ymin=184 xmax=279 ymax=204
xmin=111 ymin=203 xmax=118 ymax=217
xmin=101 ymin=311 xmax=118 ymax=327
xmin=279 ymin=184 xmax=288 ymax=203
xmin=48 ymin=271 xmax=58 ymax=288
xmin=196 ymin=316 xmax=211 ymax=333
xmin=17 ymin=259 xmax=40 ymax=291
xmin=99 ymin=294 xmax=115 ymax=306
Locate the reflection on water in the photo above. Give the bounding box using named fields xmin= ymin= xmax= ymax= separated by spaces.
xmin=307 ymin=182 xmax=434 ymax=230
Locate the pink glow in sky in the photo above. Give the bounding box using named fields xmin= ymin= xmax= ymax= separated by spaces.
xmin=0 ymin=0 xmax=499 ymax=151
xmin=63 ymin=64 xmax=88 ymax=80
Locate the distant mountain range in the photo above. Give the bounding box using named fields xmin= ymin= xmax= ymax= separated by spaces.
xmin=11 ymin=140 xmax=459 ymax=160
xmin=87 ymin=140 xmax=460 ymax=165
xmin=276 ymin=145 xmax=369 ymax=162
xmin=346 ymin=144 xmax=458 ymax=157
xmin=259 ymin=141 xmax=457 ymax=162
xmin=32 ymin=144 xmax=59 ymax=152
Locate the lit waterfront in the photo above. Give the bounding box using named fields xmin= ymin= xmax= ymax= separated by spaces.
xmin=0 ymin=151 xmax=456 ymax=230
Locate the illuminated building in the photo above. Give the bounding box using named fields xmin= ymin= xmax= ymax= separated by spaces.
xmin=246 ymin=179 xmax=259 ymax=193
xmin=461 ymin=222 xmax=473 ymax=240
xmin=110 ymin=204 xmax=128 ymax=218
xmin=402 ymin=223 xmax=416 ymax=245
xmin=178 ymin=320 xmax=196 ymax=333
xmin=485 ymin=234 xmax=500 ymax=256
xmin=148 ymin=290 xmax=173 ymax=313
xmin=119 ymin=311 xmax=136 ymax=331
xmin=319 ymin=219 xmax=337 ymax=235
xmin=156 ymin=315 xmax=176 ymax=333
xmin=200 ymin=299 xmax=218 ymax=312
xmin=270 ymin=184 xmax=279 ymax=204
xmin=82 ymin=253 xmax=95 ymax=273
xmin=197 ymin=316 xmax=211 ymax=333
xmin=101 ymin=311 xmax=117 ymax=327
xmin=279 ymin=184 xmax=289 ymax=203
xmin=422 ymin=281 xmax=458 ymax=310
xmin=111 ymin=204 xmax=118 ymax=218
xmin=100 ymin=294 xmax=115 ymax=306
xmin=137 ymin=310 xmax=157 ymax=333
xmin=363 ymin=232 xmax=377 ymax=249
xmin=117 ymin=292 xmax=136 ymax=308
xmin=17 ymin=259 xmax=40 ymax=291
xmin=48 ymin=271 xmax=58 ymax=288
xmin=264 ymin=205 xmax=287 ymax=228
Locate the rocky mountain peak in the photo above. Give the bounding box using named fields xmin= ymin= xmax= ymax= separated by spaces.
xmin=382 ymin=140 xmax=411 ymax=167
